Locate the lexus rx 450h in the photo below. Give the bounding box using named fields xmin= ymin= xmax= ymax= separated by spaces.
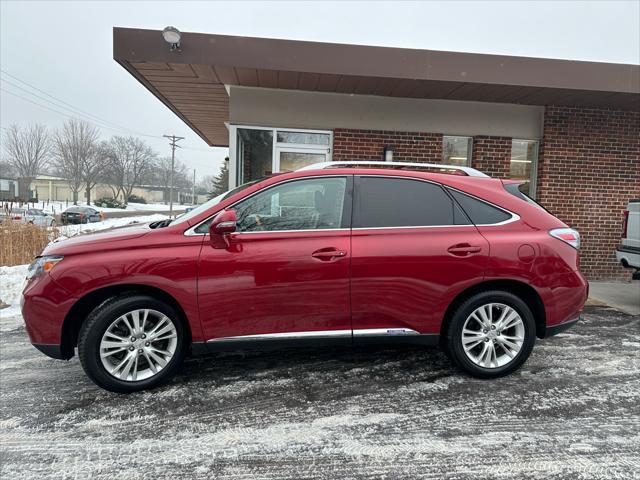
xmin=22 ymin=162 xmax=588 ymax=392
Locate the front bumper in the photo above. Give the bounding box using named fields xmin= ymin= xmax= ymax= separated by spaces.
xmin=21 ymin=274 xmax=76 ymax=354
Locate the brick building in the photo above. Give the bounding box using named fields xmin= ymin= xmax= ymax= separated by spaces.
xmin=114 ymin=28 xmax=639 ymax=280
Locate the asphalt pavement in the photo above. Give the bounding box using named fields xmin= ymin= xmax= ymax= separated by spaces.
xmin=1 ymin=306 xmax=639 ymax=479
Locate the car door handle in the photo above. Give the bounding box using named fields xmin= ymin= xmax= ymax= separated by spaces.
xmin=447 ymin=244 xmax=482 ymax=256
xmin=311 ymin=248 xmax=347 ymax=261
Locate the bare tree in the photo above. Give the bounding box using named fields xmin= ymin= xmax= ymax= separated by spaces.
xmin=83 ymin=140 xmax=106 ymax=205
xmin=103 ymin=136 xmax=155 ymax=206
xmin=52 ymin=119 xmax=100 ymax=205
xmin=152 ymin=156 xmax=189 ymax=202
xmin=2 ymin=124 xmax=50 ymax=200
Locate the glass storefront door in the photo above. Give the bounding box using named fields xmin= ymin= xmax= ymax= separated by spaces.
xmin=233 ymin=127 xmax=332 ymax=185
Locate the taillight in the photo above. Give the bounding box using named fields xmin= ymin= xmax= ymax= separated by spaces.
xmin=12 ymin=215 xmax=22 ymax=220
xmin=550 ymin=228 xmax=580 ymax=250
xmin=622 ymin=210 xmax=629 ymax=239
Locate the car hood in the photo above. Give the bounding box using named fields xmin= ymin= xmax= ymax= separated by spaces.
xmin=44 ymin=224 xmax=151 ymax=256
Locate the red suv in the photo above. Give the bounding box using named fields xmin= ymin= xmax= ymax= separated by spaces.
xmin=21 ymin=162 xmax=588 ymax=392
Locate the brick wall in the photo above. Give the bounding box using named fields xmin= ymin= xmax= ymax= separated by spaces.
xmin=333 ymin=129 xmax=442 ymax=161
xmin=537 ymin=106 xmax=640 ymax=280
xmin=471 ymin=136 xmax=512 ymax=178
xmin=331 ymin=116 xmax=640 ymax=280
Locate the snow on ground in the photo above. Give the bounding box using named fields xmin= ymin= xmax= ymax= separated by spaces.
xmin=31 ymin=201 xmax=194 ymax=215
xmin=0 ymin=264 xmax=28 ymax=331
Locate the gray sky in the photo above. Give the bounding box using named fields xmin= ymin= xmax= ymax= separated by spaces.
xmin=1 ymin=0 xmax=639 ymax=180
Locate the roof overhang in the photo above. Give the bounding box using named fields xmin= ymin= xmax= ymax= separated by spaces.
xmin=113 ymin=27 xmax=640 ymax=147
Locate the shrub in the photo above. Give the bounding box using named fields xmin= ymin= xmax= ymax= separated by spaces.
xmin=127 ymin=194 xmax=147 ymax=204
xmin=95 ymin=197 xmax=125 ymax=209
xmin=0 ymin=221 xmax=60 ymax=267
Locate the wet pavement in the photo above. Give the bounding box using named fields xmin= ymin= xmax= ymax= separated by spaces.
xmin=1 ymin=306 xmax=639 ymax=479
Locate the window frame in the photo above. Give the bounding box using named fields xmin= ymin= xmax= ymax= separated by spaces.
xmin=187 ymin=175 xmax=353 ymax=236
xmin=510 ymin=139 xmax=539 ymax=199
xmin=229 ymin=125 xmax=333 ymax=188
xmin=442 ymin=135 xmax=473 ymax=167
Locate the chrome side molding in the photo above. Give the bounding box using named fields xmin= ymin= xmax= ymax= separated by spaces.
xmin=207 ymin=328 xmax=420 ymax=343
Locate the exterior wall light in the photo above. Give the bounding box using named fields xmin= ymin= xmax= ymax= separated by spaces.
xmin=162 ymin=26 xmax=181 ymax=51
xmin=384 ymin=145 xmax=395 ymax=162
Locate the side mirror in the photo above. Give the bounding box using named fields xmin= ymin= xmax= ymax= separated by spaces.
xmin=209 ymin=209 xmax=237 ymax=249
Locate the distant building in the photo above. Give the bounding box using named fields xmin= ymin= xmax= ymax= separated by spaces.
xmin=0 ymin=176 xmax=20 ymax=201
xmin=29 ymin=175 xmax=197 ymax=204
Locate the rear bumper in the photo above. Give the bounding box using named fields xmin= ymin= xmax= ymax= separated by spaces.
xmin=32 ymin=343 xmax=66 ymax=359
xmin=544 ymin=315 xmax=580 ymax=338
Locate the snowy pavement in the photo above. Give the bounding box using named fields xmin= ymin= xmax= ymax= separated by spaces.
xmin=1 ymin=301 xmax=639 ymax=479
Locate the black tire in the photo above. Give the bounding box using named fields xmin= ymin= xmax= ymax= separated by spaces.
xmin=445 ymin=290 xmax=536 ymax=379
xmin=78 ymin=294 xmax=187 ymax=393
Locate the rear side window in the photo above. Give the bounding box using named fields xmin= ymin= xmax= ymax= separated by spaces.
xmin=354 ymin=177 xmax=470 ymax=228
xmin=504 ymin=182 xmax=546 ymax=211
xmin=448 ymin=189 xmax=512 ymax=225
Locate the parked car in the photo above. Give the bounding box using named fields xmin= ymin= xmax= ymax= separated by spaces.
xmin=0 ymin=208 xmax=55 ymax=227
xmin=616 ymin=199 xmax=640 ymax=279
xmin=60 ymin=206 xmax=101 ymax=225
xmin=24 ymin=208 xmax=56 ymax=227
xmin=22 ymin=161 xmax=588 ymax=392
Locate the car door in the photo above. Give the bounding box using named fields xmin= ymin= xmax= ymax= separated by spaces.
xmin=198 ymin=175 xmax=353 ymax=344
xmin=350 ymin=175 xmax=490 ymax=339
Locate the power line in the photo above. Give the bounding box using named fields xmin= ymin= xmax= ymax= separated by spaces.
xmin=1 ymin=69 xmax=163 ymax=139
xmin=1 ymin=69 xmax=222 ymax=152
xmin=1 ymin=78 xmax=135 ymax=135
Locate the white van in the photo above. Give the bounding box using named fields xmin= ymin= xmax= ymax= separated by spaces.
xmin=616 ymin=199 xmax=640 ymax=279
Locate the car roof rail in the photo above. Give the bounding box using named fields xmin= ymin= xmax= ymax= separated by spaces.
xmin=297 ymin=161 xmax=490 ymax=177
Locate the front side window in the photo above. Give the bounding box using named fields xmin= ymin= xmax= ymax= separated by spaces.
xmin=443 ymin=136 xmax=472 ymax=166
xmin=510 ymin=140 xmax=539 ymax=198
xmin=234 ymin=177 xmax=348 ymax=233
xmin=354 ymin=177 xmax=470 ymax=228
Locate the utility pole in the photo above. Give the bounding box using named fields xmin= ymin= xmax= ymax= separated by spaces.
xmin=163 ymin=134 xmax=184 ymax=217
xmin=192 ymin=169 xmax=196 ymax=205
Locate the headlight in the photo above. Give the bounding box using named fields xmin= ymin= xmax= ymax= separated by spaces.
xmin=26 ymin=255 xmax=64 ymax=279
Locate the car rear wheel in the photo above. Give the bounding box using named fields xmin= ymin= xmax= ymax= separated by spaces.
xmin=445 ymin=290 xmax=535 ymax=378
xmin=78 ymin=294 xmax=187 ymax=393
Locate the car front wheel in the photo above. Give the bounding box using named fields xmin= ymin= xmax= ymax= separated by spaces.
xmin=78 ymin=294 xmax=187 ymax=393
xmin=445 ymin=290 xmax=536 ymax=378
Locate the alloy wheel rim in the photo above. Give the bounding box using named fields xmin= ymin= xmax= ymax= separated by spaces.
xmin=99 ymin=309 xmax=178 ymax=382
xmin=461 ymin=303 xmax=525 ymax=368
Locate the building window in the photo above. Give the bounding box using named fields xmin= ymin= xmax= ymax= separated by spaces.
xmin=276 ymin=131 xmax=330 ymax=145
xmin=510 ymin=139 xmax=539 ymax=198
xmin=443 ymin=136 xmax=472 ymax=166
xmin=237 ymin=128 xmax=274 ymax=184
xmin=233 ymin=127 xmax=332 ymax=186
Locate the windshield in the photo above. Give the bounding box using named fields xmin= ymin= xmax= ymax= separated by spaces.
xmin=170 ymin=179 xmax=262 ymax=226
